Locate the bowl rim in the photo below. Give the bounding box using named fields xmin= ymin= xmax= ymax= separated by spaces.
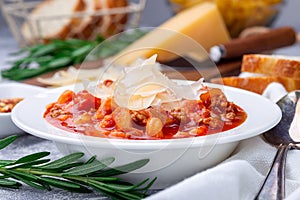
xmin=11 ymin=82 xmax=282 ymax=150
xmin=0 ymin=112 xmax=11 ymax=117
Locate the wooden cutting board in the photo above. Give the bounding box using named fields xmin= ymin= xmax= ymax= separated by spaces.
xmin=163 ymin=59 xmax=241 ymax=81
xmin=22 ymin=59 xmax=242 ymax=87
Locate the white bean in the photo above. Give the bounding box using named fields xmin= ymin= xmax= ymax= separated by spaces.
xmin=146 ymin=117 xmax=163 ymax=137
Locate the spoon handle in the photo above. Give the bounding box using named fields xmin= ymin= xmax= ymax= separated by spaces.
xmin=255 ymin=144 xmax=291 ymax=200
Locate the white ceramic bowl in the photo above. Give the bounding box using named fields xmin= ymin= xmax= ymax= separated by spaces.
xmin=0 ymin=82 xmax=46 ymax=137
xmin=11 ymin=83 xmax=281 ymax=188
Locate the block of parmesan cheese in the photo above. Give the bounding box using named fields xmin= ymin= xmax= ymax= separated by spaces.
xmin=113 ymin=2 xmax=230 ymax=65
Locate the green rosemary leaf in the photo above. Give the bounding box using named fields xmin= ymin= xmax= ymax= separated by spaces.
xmin=47 ymin=57 xmax=72 ymax=68
xmin=39 ymin=177 xmax=82 ymax=189
xmin=8 ymin=170 xmax=39 ymax=181
xmin=0 ymin=135 xmax=155 ymax=198
xmin=7 ymin=58 xmax=32 ymax=69
xmin=34 ymin=56 xmax=54 ymax=64
xmin=95 ymin=35 xmax=105 ymax=43
xmin=71 ymin=44 xmax=94 ymax=58
xmin=102 ymin=177 xmax=155 ymax=195
xmin=85 ymin=155 xmax=97 ymax=164
xmin=90 ymin=177 xmax=120 ymax=182
xmin=64 ymin=38 xmax=94 ymax=46
xmin=56 ymin=185 xmax=92 ymax=193
xmin=56 ymin=162 xmax=85 ymax=171
xmin=40 ymin=152 xmax=84 ymax=170
xmin=25 ymin=44 xmax=44 ymax=54
xmin=87 ymin=179 xmax=148 ymax=199
xmin=116 ymin=190 xmax=145 ymax=200
xmin=7 ymin=44 xmax=41 ymax=56
xmin=103 ymin=180 xmax=146 ymax=192
xmin=90 ymin=184 xmax=123 ymax=200
xmin=98 ymin=159 xmax=149 ymax=176
xmin=6 ymin=56 xmax=53 ymax=68
xmin=8 ymin=171 xmax=48 ymax=190
xmin=0 ymin=179 xmax=21 ymax=187
xmin=0 ymin=175 xmax=9 ymax=179
xmin=2 ymin=30 xmax=147 ymax=81
xmin=13 ymin=152 xmax=50 ymax=165
xmin=10 ymin=159 xmax=51 ymax=169
xmin=31 ymin=43 xmax=57 ymax=57
xmin=73 ymin=55 xmax=86 ymax=64
xmin=136 ymin=177 xmax=157 ymax=191
xmin=19 ymin=68 xmax=48 ymax=80
xmin=88 ymin=181 xmax=116 ymax=194
xmin=63 ymin=157 xmax=115 ymax=176
xmin=0 ymin=135 xmax=18 ymax=150
xmin=41 ymin=180 xmax=92 ymax=193
xmin=5 ymin=62 xmax=22 ymax=71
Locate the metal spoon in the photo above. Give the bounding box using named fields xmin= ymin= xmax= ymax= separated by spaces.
xmin=255 ymin=90 xmax=300 ymax=200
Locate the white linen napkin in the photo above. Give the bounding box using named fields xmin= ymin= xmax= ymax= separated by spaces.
xmin=146 ymin=83 xmax=300 ymax=200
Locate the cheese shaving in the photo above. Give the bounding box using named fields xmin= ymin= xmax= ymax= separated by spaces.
xmin=37 ymin=67 xmax=102 ymax=86
xmin=40 ymin=54 xmax=206 ymax=110
xmin=37 ymin=66 xmax=121 ymax=87
xmin=112 ymin=54 xmax=205 ymax=110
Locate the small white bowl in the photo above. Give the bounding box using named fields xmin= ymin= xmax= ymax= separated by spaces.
xmin=0 ymin=82 xmax=46 ymax=137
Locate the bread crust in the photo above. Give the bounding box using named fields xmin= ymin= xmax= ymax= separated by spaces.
xmin=277 ymin=76 xmax=300 ymax=92
xmin=22 ymin=0 xmax=85 ymax=43
xmin=212 ymin=54 xmax=300 ymax=94
xmin=91 ymin=0 xmax=128 ymax=39
xmin=211 ymin=75 xmax=300 ymax=94
xmin=210 ymin=76 xmax=279 ymax=94
xmin=22 ymin=0 xmax=128 ymax=42
xmin=73 ymin=0 xmax=128 ymax=39
xmin=241 ymin=54 xmax=300 ymax=79
xmin=72 ymin=0 xmax=102 ymax=39
xmin=104 ymin=0 xmax=128 ymax=37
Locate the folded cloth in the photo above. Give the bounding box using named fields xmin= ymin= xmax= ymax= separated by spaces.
xmin=146 ymin=83 xmax=300 ymax=200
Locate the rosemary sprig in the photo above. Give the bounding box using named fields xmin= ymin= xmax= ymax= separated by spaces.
xmin=0 ymin=135 xmax=156 ymax=200
xmin=1 ymin=30 xmax=147 ymax=81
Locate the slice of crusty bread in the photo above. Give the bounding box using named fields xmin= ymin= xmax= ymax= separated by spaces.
xmin=91 ymin=0 xmax=128 ymax=39
xmin=210 ymin=76 xmax=279 ymax=94
xmin=241 ymin=54 xmax=300 ymax=79
xmin=212 ymin=54 xmax=300 ymax=94
xmin=22 ymin=0 xmax=85 ymax=43
xmin=277 ymin=76 xmax=300 ymax=92
xmin=72 ymin=0 xmax=128 ymax=40
xmin=211 ymin=75 xmax=300 ymax=94
xmin=71 ymin=0 xmax=99 ymax=39
xmin=103 ymin=0 xmax=128 ymax=37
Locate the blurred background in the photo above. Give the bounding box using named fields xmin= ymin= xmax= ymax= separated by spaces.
xmin=0 ymin=0 xmax=299 ymax=67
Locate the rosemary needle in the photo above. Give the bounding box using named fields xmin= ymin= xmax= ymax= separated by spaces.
xmin=0 ymin=135 xmax=156 ymax=200
xmin=1 ymin=30 xmax=147 ymax=81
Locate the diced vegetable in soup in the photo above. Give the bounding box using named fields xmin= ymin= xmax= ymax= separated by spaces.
xmin=44 ymin=84 xmax=247 ymax=140
xmin=44 ymin=55 xmax=247 ymax=139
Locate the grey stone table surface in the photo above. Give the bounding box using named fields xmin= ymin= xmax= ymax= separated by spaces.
xmin=0 ymin=135 xmax=110 ymax=200
xmin=0 ymin=0 xmax=300 ymax=199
